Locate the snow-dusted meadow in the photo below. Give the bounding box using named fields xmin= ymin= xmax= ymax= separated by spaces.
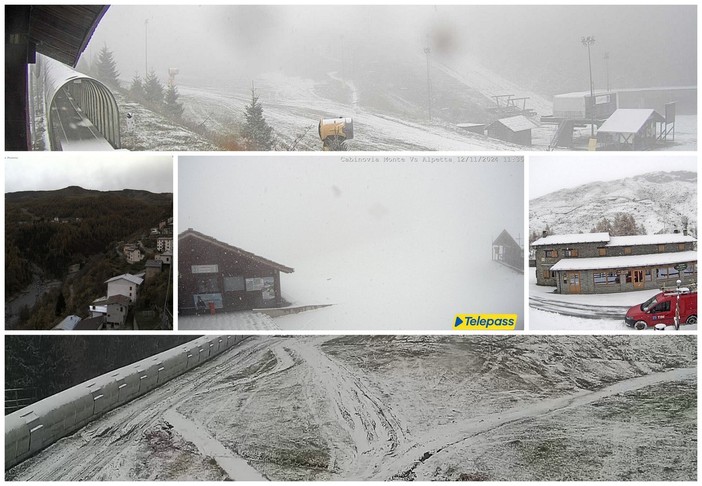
xmin=6 ymin=335 xmax=696 ymax=481
xmin=178 ymin=156 xmax=523 ymax=331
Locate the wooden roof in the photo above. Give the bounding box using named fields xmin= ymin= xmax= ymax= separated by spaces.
xmin=179 ymin=229 xmax=294 ymax=274
xmin=7 ymin=5 xmax=108 ymax=67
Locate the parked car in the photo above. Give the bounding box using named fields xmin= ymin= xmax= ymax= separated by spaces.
xmin=625 ymin=290 xmax=697 ymax=330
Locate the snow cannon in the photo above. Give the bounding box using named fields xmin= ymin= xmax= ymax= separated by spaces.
xmin=319 ymin=117 xmax=353 ymax=151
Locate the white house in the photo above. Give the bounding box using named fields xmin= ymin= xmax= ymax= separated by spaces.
xmin=125 ymin=247 xmax=143 ymax=263
xmin=157 ymin=236 xmax=173 ymax=252
xmin=106 ymin=273 xmax=144 ymax=303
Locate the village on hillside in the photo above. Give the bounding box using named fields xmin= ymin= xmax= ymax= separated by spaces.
xmin=5 ymin=156 xmax=174 ymax=331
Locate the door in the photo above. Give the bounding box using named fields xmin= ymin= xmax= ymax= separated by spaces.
xmin=632 ymin=269 xmax=644 ymax=289
xmin=567 ymin=272 xmax=581 ymax=294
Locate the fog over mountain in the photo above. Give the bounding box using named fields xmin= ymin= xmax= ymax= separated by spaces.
xmin=84 ymin=5 xmax=695 ymax=99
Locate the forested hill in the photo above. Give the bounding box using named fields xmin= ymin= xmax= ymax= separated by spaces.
xmin=5 ymin=187 xmax=172 ymax=297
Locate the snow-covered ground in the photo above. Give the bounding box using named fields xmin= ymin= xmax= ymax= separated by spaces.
xmin=528 ymin=272 xmax=697 ymax=331
xmin=178 ymin=77 xmax=533 ymax=152
xmin=7 ymin=335 xmax=696 ymax=481
xmin=178 ymin=157 xmax=524 ymax=331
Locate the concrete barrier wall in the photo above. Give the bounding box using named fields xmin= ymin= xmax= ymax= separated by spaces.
xmin=5 ymin=335 xmax=246 ymax=470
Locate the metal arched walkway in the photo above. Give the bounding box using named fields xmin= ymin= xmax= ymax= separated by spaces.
xmin=32 ymin=54 xmax=120 ymax=150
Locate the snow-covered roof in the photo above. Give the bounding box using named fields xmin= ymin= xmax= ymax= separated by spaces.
xmin=493 ymin=115 xmax=538 ymax=132
xmin=456 ymin=123 xmax=486 ymax=128
xmin=607 ymin=234 xmax=696 ymax=246
xmin=105 ymin=273 xmax=144 ymax=286
xmin=598 ymin=109 xmax=664 ymax=134
xmin=531 ymin=233 xmax=610 ymax=247
xmin=550 ymin=250 xmax=696 ymax=271
xmin=553 ymin=90 xmax=612 ymax=99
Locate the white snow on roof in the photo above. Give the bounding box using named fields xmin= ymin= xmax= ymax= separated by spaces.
xmin=495 ymin=115 xmax=538 ymax=132
xmin=531 ymin=233 xmax=610 ymax=246
xmin=607 ymin=234 xmax=696 ymax=246
xmin=598 ymin=109 xmax=662 ymax=134
xmin=553 ymin=90 xmax=611 ymax=99
xmin=105 ymin=273 xmax=144 ymax=286
xmin=550 ymin=250 xmax=696 ymax=271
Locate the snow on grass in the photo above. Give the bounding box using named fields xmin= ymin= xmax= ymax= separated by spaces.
xmin=7 ymin=336 xmax=696 ymax=481
xmin=179 ymin=157 xmax=524 ymax=331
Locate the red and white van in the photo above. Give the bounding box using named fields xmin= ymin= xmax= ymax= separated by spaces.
xmin=625 ymin=290 xmax=697 ymax=330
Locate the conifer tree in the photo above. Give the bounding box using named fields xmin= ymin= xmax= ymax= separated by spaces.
xmin=95 ymin=45 xmax=120 ymax=88
xmin=242 ymin=83 xmax=274 ymax=150
xmin=143 ymin=70 xmax=164 ymax=105
xmin=128 ymin=73 xmax=146 ymax=102
xmin=164 ymin=84 xmax=184 ymax=120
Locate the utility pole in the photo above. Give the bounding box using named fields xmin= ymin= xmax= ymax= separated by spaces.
xmin=604 ymin=51 xmax=610 ymax=92
xmin=144 ymin=19 xmax=149 ymax=76
xmin=424 ymin=47 xmax=432 ymax=121
xmin=581 ymin=36 xmax=596 ymax=136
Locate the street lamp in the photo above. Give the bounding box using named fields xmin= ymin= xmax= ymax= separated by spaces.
xmin=424 ymin=47 xmax=432 ymax=121
xmin=604 ymin=52 xmax=610 ymax=92
xmin=581 ymin=36 xmax=595 ymax=136
xmin=144 ymin=19 xmax=149 ymax=76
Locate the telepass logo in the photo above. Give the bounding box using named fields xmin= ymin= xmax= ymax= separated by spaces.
xmin=454 ymin=314 xmax=517 ymax=330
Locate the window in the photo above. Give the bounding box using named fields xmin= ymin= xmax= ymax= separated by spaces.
xmin=656 ymin=267 xmax=680 ymax=280
xmin=623 ymin=247 xmax=632 ymax=255
xmin=563 ymin=248 xmax=579 ymax=257
xmin=544 ymin=249 xmax=557 ymax=258
xmin=683 ymin=264 xmax=695 ymax=277
xmin=197 ymin=276 xmax=220 ymax=293
xmin=658 ymin=244 xmax=666 ymax=252
xmin=650 ymin=301 xmax=670 ymax=313
xmin=224 ymin=276 xmax=246 ymax=292
xmin=598 ymin=247 xmax=607 ymax=256
xmin=593 ymin=272 xmax=618 ymax=285
xmin=645 ymin=269 xmax=652 ymax=282
xmin=678 ymin=243 xmax=686 ymax=251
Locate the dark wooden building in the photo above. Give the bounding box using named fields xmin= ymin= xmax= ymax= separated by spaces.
xmin=179 ymin=229 xmax=294 ymax=314
xmin=492 ymin=230 xmax=524 ymax=273
xmin=486 ymin=115 xmax=538 ymax=146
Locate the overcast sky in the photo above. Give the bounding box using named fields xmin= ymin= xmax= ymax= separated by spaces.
xmin=529 ymin=155 xmax=697 ymax=199
xmin=179 ymin=155 xmax=523 ymax=264
xmin=4 ymin=155 xmax=173 ymax=193
xmin=84 ymin=4 xmax=696 ymax=95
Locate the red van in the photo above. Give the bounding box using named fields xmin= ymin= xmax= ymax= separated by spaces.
xmin=625 ymin=290 xmax=697 ymax=330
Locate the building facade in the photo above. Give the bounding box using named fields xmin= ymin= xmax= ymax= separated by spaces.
xmin=178 ymin=229 xmax=294 ymax=313
xmin=531 ymin=232 xmax=696 ymax=294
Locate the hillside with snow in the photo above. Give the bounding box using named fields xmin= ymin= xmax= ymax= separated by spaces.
xmin=7 ymin=335 xmax=697 ymax=481
xmin=529 ymin=171 xmax=697 ymax=237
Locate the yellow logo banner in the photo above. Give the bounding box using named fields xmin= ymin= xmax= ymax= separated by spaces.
xmin=454 ymin=314 xmax=517 ymax=330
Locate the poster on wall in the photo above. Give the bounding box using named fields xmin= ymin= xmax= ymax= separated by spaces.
xmin=192 ymin=293 xmax=223 ymax=310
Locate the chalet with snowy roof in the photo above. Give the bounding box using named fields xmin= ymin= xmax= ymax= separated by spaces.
xmin=492 ymin=230 xmax=524 ymax=273
xmin=596 ymin=109 xmax=666 ymax=150
xmin=179 ymin=228 xmax=294 ymax=313
xmin=531 ymin=232 xmax=696 ymax=294
xmin=486 ymin=115 xmax=538 ymax=146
